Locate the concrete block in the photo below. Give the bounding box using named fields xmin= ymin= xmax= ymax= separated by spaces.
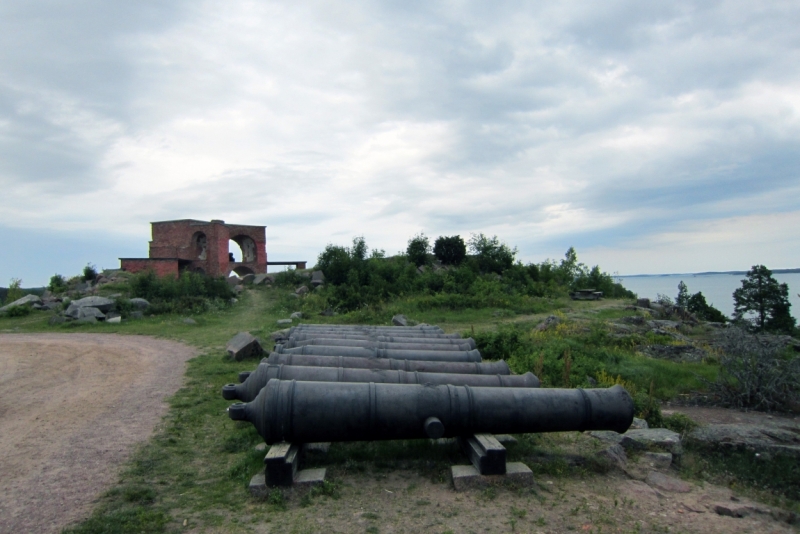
xmin=249 ymin=473 xmax=268 ymax=498
xmin=451 ymin=462 xmax=533 ymax=491
xmin=294 ymin=468 xmax=327 ymax=487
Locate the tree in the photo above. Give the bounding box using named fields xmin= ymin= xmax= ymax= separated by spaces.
xmin=733 ymin=265 xmax=795 ymax=333
xmin=48 ymin=274 xmax=68 ymax=293
xmin=676 ymin=281 xmax=689 ymax=308
xmin=406 ymin=233 xmax=431 ymax=267
xmin=687 ymin=291 xmax=727 ymax=323
xmin=82 ymin=263 xmax=98 ymax=282
xmin=5 ymin=278 xmax=23 ymax=304
xmin=468 ymin=234 xmax=517 ymax=274
xmin=433 ymin=235 xmax=466 ymax=266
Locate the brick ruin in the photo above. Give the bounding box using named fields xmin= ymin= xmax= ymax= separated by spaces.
xmin=120 ymin=219 xmax=267 ymax=278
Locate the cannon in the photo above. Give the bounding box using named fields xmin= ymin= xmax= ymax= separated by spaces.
xmin=265 ymin=352 xmax=510 ymax=375
xmin=228 ymin=381 xmax=634 ymax=444
xmin=289 ymin=325 xmax=445 ymax=334
xmin=274 ymin=344 xmax=482 ymax=362
xmin=283 ymin=338 xmax=474 ymax=351
xmin=223 ymin=363 xmax=539 ymax=402
xmin=285 ymin=336 xmax=477 ymax=349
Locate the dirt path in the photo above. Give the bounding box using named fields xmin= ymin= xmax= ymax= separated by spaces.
xmin=0 ymin=333 xmax=196 ymax=534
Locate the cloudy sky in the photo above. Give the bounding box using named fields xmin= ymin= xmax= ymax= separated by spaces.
xmin=2 ymin=0 xmax=799 ymax=286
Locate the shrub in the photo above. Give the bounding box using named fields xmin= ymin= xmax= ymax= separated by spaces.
xmin=5 ymin=305 xmax=32 ymax=317
xmin=705 ymin=326 xmax=800 ymax=412
xmin=48 ymin=274 xmax=68 ymax=293
xmin=687 ymin=291 xmax=727 ymax=322
xmin=127 ymin=271 xmax=234 ymax=315
xmin=468 ymin=234 xmax=517 ymax=274
xmin=433 ymin=235 xmax=466 ymax=266
xmin=5 ymin=278 xmax=24 ymax=304
xmin=82 ymin=263 xmax=98 ymax=282
xmin=406 ymin=233 xmax=431 ymax=267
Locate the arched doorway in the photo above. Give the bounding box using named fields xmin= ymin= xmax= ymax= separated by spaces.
xmin=229 ymin=236 xmax=256 ymax=263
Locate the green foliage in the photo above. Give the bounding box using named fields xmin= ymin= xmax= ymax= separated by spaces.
xmin=406 ymin=233 xmax=431 ymax=267
xmin=48 ymin=273 xmax=68 ymax=293
xmin=6 ymin=277 xmax=24 ymax=303
xmin=733 ymin=265 xmax=796 ymax=333
xmin=468 ymin=233 xmax=517 ymax=274
xmin=433 ymin=235 xmax=466 ymax=265
xmin=82 ymin=263 xmax=98 ymax=282
xmin=5 ymin=305 xmax=32 ymax=317
xmin=127 ymin=271 xmax=234 ymax=315
xmin=676 ymin=281 xmax=689 ymax=308
xmin=662 ymin=413 xmax=698 ymax=434
xmin=687 ymin=291 xmax=727 ymax=322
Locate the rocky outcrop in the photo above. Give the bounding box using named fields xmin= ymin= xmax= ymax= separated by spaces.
xmin=0 ymin=294 xmax=42 ymax=312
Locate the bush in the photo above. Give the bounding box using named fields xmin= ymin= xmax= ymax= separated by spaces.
xmin=48 ymin=274 xmax=68 ymax=293
xmin=82 ymin=263 xmax=98 ymax=282
xmin=127 ymin=271 xmax=234 ymax=315
xmin=433 ymin=235 xmax=466 ymax=266
xmin=4 ymin=305 xmax=32 ymax=318
xmin=5 ymin=278 xmax=24 ymax=304
xmin=705 ymin=327 xmax=800 ymax=412
xmin=468 ymin=234 xmax=517 ymax=274
xmin=687 ymin=291 xmax=727 ymax=322
xmin=406 ymin=233 xmax=431 ymax=267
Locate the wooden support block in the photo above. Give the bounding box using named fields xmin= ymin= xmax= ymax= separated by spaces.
xmin=451 ymin=462 xmax=533 ymax=491
xmin=264 ymin=442 xmax=300 ymax=487
xmin=459 ymin=434 xmax=506 ymax=475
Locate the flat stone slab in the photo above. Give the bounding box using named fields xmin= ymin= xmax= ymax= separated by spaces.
xmin=687 ymin=423 xmax=800 ymax=458
xmin=249 ymin=473 xmax=268 ymax=498
xmin=294 ymin=468 xmax=326 ymax=487
xmin=0 ymin=294 xmax=42 ymax=312
xmin=72 ymin=296 xmax=115 ymax=312
xmin=451 ymin=462 xmax=533 ymax=491
xmin=645 ymin=471 xmax=692 ymax=493
xmin=642 ymin=452 xmax=672 ymax=469
xmin=620 ymin=428 xmax=682 ymax=454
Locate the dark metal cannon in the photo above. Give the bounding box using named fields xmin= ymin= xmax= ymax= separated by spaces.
xmin=283 ymin=338 xmax=474 ymax=351
xmin=228 ymin=381 xmax=634 ymax=444
xmin=285 ymin=336 xmax=477 ymax=349
xmin=265 ymin=352 xmax=510 ymax=374
xmin=223 ymin=364 xmax=540 ymax=402
xmin=274 ymin=344 xmax=482 ymax=362
xmin=289 ymin=325 xmax=445 ymax=334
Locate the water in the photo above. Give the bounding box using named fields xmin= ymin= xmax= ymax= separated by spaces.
xmin=617 ymin=272 xmax=800 ymax=320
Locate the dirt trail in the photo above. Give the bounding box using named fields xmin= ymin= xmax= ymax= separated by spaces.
xmin=0 ymin=333 xmax=196 ymax=534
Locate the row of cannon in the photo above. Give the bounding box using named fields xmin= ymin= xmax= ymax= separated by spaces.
xmin=224 ymin=324 xmax=634 ymax=446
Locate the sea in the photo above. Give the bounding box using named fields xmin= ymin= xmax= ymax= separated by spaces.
xmin=616 ymin=272 xmax=800 ymax=320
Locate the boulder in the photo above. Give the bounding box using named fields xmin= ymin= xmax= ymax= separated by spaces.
xmin=78 ymin=315 xmax=98 ymax=324
xmin=642 ymin=452 xmax=672 ymax=469
xmin=241 ymin=274 xmax=255 ymax=285
xmin=311 ymin=271 xmax=325 ymax=286
xmin=129 ymin=298 xmax=150 ymax=310
xmin=621 ymin=428 xmax=682 ymax=455
xmin=32 ymin=303 xmax=46 ymax=311
xmin=226 ymin=332 xmax=263 ymax=361
xmin=536 ymin=315 xmax=561 ymax=331
xmin=76 ymin=307 xmax=106 ymax=321
xmin=72 ymin=296 xmax=115 ymax=313
xmin=253 ymin=274 xmax=274 ymax=285
xmin=271 ymin=329 xmax=290 ymax=341
xmin=277 ymin=319 xmax=292 ymax=325
xmin=233 ymin=285 xmax=244 ymax=294
xmin=597 ymin=443 xmax=627 ymax=469
xmin=295 ymin=285 xmax=309 ymax=295
xmin=630 ymin=417 xmax=649 ymax=430
xmin=130 ymin=311 xmax=144 ymax=320
xmin=48 ymin=316 xmax=67 ymax=325
xmin=392 ymin=314 xmax=408 ymax=327
xmin=182 ymin=318 xmax=197 ymax=325
xmin=107 ymin=316 xmax=122 ymax=324
xmin=290 ymin=312 xmax=303 ymax=320
xmin=0 ymin=294 xmax=42 ymax=312
xmin=636 ymin=298 xmax=650 ymax=308
xmin=227 ymin=276 xmax=240 ymax=287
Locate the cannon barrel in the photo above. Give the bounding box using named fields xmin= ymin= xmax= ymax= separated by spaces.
xmin=274 ymin=344 xmax=482 ymax=362
xmin=222 ymin=364 xmax=539 ymax=402
xmin=289 ymin=325 xmax=445 ymax=334
xmin=289 ymin=331 xmax=461 ymax=340
xmin=265 ymin=352 xmax=510 ymax=375
xmin=284 ymin=338 xmax=473 ymax=351
xmin=229 ymin=381 xmax=634 ymax=444
xmin=286 ymin=336 xmax=477 ymax=349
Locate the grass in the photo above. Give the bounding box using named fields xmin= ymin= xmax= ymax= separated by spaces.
xmin=1 ymin=284 xmax=796 ymax=531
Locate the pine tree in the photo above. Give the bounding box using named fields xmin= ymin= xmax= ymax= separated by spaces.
xmin=676 ymin=281 xmax=689 ymax=308
xmin=733 ymin=265 xmax=795 ymax=333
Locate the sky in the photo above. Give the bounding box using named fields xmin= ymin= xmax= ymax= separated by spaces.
xmin=2 ymin=0 xmax=800 ymax=287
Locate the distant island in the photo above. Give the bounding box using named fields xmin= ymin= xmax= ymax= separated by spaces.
xmin=619 ymin=268 xmax=800 ymax=278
